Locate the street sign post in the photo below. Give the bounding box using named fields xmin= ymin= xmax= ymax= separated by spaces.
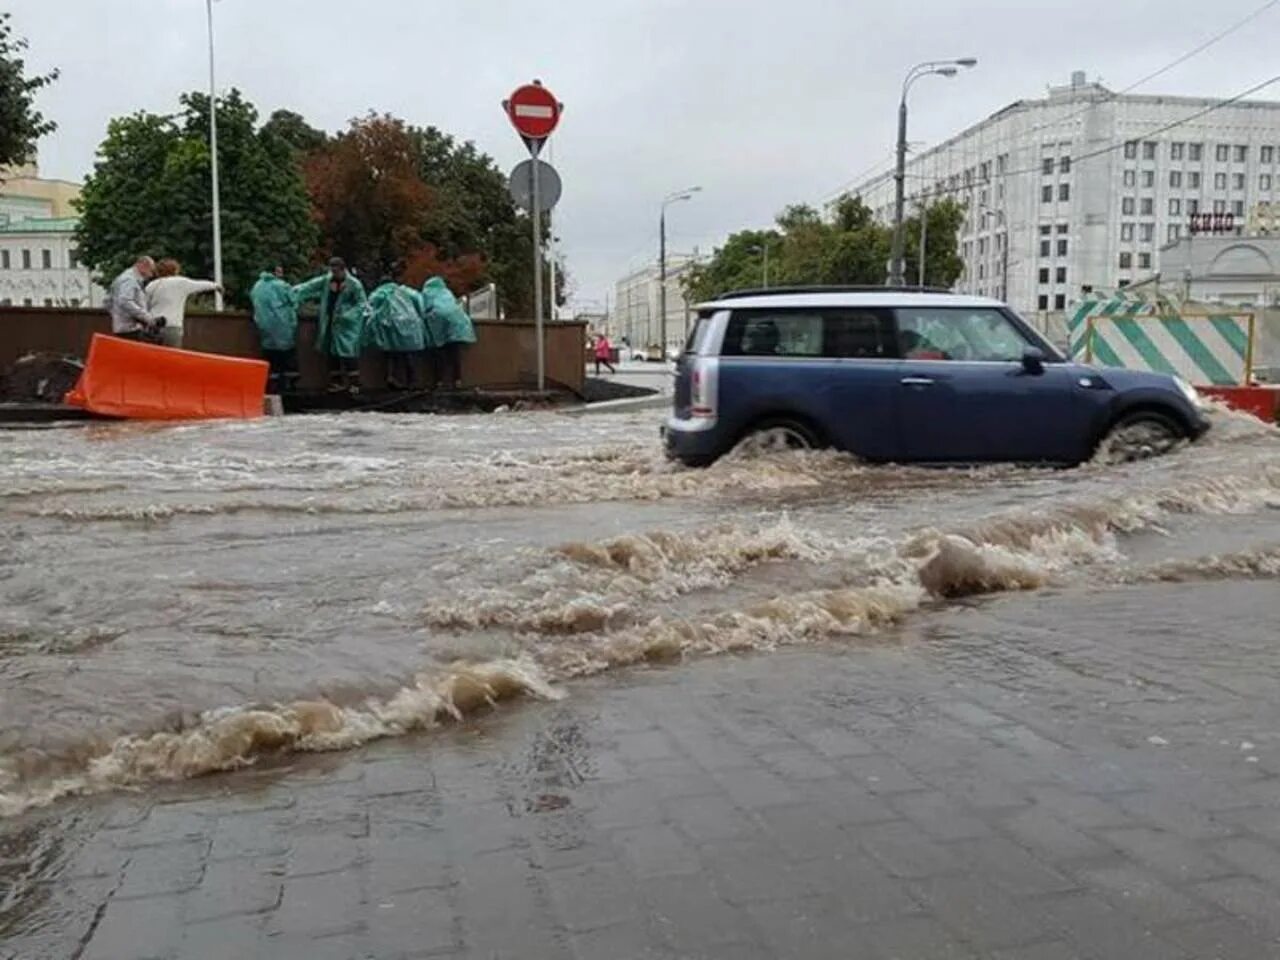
xmin=503 ymin=81 xmax=563 ymax=392
xmin=508 ymin=160 xmax=562 ymax=213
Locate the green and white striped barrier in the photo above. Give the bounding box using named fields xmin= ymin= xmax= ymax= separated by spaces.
xmin=1067 ymin=293 xmax=1255 ymax=386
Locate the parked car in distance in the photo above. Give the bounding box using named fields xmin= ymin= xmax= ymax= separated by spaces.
xmin=663 ymin=287 xmax=1211 ymax=467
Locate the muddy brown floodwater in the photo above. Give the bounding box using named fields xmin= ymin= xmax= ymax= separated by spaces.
xmin=1 ymin=406 xmax=1277 ymax=817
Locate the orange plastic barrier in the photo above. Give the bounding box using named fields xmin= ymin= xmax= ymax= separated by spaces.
xmin=1199 ymin=384 xmax=1280 ymax=423
xmin=64 ymin=334 xmax=269 ymax=420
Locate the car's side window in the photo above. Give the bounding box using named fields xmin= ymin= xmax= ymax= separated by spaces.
xmin=895 ymin=308 xmax=1031 ymax=362
xmin=824 ymin=310 xmax=897 ymax=359
xmin=723 ymin=312 xmax=823 ymax=357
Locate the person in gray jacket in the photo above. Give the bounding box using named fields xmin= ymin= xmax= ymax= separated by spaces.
xmin=107 ymin=256 xmax=159 ymax=341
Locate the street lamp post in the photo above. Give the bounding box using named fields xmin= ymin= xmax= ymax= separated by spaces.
xmin=660 ymin=186 xmax=700 ymax=359
xmin=889 ymin=57 xmax=976 ymax=287
xmin=205 ymin=0 xmax=224 ymax=311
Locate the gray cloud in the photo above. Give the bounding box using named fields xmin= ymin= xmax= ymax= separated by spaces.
xmin=10 ymin=0 xmax=1279 ymax=309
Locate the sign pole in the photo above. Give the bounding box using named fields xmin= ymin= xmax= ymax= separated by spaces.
xmin=531 ymin=146 xmax=545 ymax=392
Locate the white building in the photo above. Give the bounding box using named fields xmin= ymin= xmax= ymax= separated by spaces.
xmin=0 ymin=163 xmax=104 ymax=307
xmin=849 ymin=72 xmax=1280 ymax=321
xmin=613 ymin=254 xmax=698 ymax=350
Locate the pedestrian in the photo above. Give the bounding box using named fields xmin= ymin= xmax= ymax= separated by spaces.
xmin=293 ymin=257 xmax=367 ymax=392
xmin=366 ymin=276 xmax=426 ymax=389
xmin=144 ymin=258 xmax=220 ymax=348
xmin=593 ymin=331 xmax=616 ymax=375
xmin=419 ymin=276 xmax=475 ymax=389
xmin=106 ymin=256 xmax=161 ymax=342
xmin=250 ymin=265 xmax=299 ymax=394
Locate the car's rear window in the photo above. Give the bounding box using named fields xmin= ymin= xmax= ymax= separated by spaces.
xmin=721 ymin=309 xmax=896 ymax=359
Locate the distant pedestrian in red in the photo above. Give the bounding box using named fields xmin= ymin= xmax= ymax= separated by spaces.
xmin=593 ymin=332 xmax=616 ymax=375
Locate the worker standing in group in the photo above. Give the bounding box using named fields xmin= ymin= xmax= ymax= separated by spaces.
xmin=293 ymin=257 xmax=367 ymax=392
xmin=419 ymin=276 xmax=475 ymax=389
xmin=106 ymin=256 xmax=160 ymax=342
xmin=250 ymin=265 xmax=299 ymax=394
xmin=145 ymin=259 xmax=220 ymax=348
xmin=366 ymin=277 xmax=426 ymax=389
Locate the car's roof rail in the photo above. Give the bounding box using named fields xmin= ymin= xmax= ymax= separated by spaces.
xmin=713 ymin=284 xmax=955 ymax=300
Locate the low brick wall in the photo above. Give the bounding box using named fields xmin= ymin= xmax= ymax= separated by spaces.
xmin=0 ymin=307 xmax=585 ymax=394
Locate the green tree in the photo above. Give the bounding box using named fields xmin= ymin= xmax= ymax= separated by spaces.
xmin=261 ymin=109 xmax=327 ymax=155
xmin=0 ymin=13 xmax=57 ymax=174
xmin=75 ymin=90 xmax=316 ymax=305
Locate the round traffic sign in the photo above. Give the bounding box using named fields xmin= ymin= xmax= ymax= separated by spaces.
xmin=508 ymin=159 xmax=562 ymax=213
xmin=506 ymin=82 xmax=561 ymax=140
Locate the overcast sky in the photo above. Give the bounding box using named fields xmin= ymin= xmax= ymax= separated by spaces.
xmin=9 ymin=0 xmax=1280 ymax=310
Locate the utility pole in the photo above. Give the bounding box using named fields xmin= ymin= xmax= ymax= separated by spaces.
xmin=205 ymin=0 xmax=223 ymax=311
xmin=918 ymin=194 xmax=928 ymax=287
xmin=659 ymin=187 xmax=700 ymax=359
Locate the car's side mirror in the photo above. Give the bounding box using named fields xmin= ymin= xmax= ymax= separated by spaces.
xmin=1021 ymin=347 xmax=1046 ymax=376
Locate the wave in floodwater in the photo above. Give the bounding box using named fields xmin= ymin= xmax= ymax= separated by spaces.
xmin=4 ymin=452 xmax=1278 ymax=818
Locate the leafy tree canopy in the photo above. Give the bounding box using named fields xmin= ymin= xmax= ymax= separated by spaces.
xmin=0 ymin=13 xmax=57 ymax=174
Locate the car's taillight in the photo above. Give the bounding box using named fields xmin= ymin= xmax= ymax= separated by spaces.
xmin=690 ymin=360 xmax=714 ymax=418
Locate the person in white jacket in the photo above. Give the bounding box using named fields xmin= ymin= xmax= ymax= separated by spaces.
xmin=145 ymin=258 xmax=221 ymax=348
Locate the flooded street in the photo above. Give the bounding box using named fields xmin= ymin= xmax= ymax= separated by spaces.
xmin=1 ymin=406 xmax=1277 ymax=819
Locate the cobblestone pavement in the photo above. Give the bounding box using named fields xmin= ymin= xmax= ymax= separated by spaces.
xmin=3 ymin=580 xmax=1279 ymax=959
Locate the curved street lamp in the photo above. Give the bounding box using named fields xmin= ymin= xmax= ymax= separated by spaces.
xmin=889 ymin=58 xmax=977 ymax=286
xmin=660 ymin=186 xmax=701 ymax=357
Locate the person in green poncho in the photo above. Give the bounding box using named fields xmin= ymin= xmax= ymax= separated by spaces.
xmin=419 ymin=276 xmax=476 ymax=389
xmin=366 ymin=277 xmax=426 ymax=389
xmin=250 ymin=265 xmax=299 ymax=393
xmin=293 ymin=257 xmax=367 ymax=391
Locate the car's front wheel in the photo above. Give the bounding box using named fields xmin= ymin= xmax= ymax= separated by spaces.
xmin=741 ymin=417 xmax=822 ymax=454
xmin=1098 ymin=410 xmax=1186 ymax=463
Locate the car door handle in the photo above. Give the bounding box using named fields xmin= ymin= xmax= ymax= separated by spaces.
xmin=900 ymin=376 xmax=935 ymax=386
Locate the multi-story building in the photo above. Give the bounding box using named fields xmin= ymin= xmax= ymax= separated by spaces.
xmin=0 ymin=162 xmax=104 ymax=307
xmin=613 ymin=254 xmax=698 ymax=350
xmin=849 ymin=72 xmax=1280 ymax=321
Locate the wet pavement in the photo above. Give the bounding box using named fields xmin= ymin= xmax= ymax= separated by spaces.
xmin=4 ymin=580 xmax=1280 ymax=959
xmin=1 ymin=404 xmax=1279 ymax=957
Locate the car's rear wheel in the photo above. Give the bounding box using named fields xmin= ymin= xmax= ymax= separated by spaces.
xmin=742 ymin=417 xmax=822 ymax=453
xmin=1099 ymin=410 xmax=1186 ymax=463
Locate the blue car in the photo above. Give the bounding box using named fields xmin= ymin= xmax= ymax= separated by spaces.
xmin=664 ymin=288 xmax=1210 ymax=467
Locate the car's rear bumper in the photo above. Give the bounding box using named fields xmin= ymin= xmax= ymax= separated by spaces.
xmin=662 ymin=415 xmax=723 ymax=463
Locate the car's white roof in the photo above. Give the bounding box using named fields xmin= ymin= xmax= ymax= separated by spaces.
xmin=697 ymin=291 xmax=1007 ymax=311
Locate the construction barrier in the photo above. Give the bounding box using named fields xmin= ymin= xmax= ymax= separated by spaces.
xmin=1199 ymin=385 xmax=1280 ymax=423
xmin=1068 ymin=293 xmax=1254 ymax=387
xmin=65 ymin=333 xmax=269 ymax=420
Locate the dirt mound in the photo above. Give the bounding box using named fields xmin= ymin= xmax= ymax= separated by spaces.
xmin=0 ymin=354 xmax=84 ymax=403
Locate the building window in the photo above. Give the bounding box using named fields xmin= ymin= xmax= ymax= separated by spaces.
xmin=1054 ymin=294 xmax=1066 ymax=310
xmin=1055 ymin=267 xmax=1067 ymax=283
xmin=1168 ymin=224 xmax=1181 ymax=243
xmin=1215 ymin=173 xmax=1228 ymax=190
xmin=1039 ymin=267 xmax=1050 ymax=284
xmin=1188 ymin=199 xmax=1199 ymax=214
xmin=1041 ymin=185 xmax=1053 ymax=203
xmin=1060 ymin=156 xmax=1071 ymax=174
xmin=1234 ymin=145 xmax=1248 ymax=163
xmin=1042 ymin=157 xmax=1055 ymax=175
xmin=1119 ymin=252 xmax=1132 ymax=269
xmin=1140 ymin=223 xmax=1154 ymax=242
xmin=1233 ymin=200 xmax=1245 ymax=217
xmin=1170 ymin=170 xmax=1182 ymax=188
xmin=0 ymin=251 xmax=8 ymax=270
xmin=1189 ymin=143 xmax=1203 ymax=161
xmin=1057 ymin=239 xmax=1068 ymax=256
xmin=977 ymin=263 xmax=985 ymax=279
xmin=1059 ymin=183 xmax=1070 ymax=201
xmin=21 ymin=249 xmax=30 ymax=269
xmin=41 ymin=249 xmax=51 ymax=270
xmin=1124 ymin=141 xmax=1138 ymax=159
xmin=22 ymin=298 xmax=31 ymax=306
xmin=1038 ymin=295 xmax=1049 ymax=310
xmin=1121 ymin=223 xmax=1135 ymax=242
xmin=1123 ymin=170 xmax=1136 ymax=187
xmin=1143 ymin=141 xmax=1157 ymax=160
xmin=1039 ymin=224 xmax=1052 ymax=236
xmin=1169 ymin=198 xmax=1181 ymax=216
xmin=1122 ymin=197 xmax=1135 ymax=215
xmin=1263 ymin=174 xmax=1274 ymax=191
xmin=1170 ymin=142 xmax=1185 ymax=160
xmin=1118 ymin=279 xmax=1131 ymax=288
xmin=1262 ymin=146 xmax=1275 ymax=164
xmin=1232 ymin=173 xmax=1245 ymax=191
xmin=1040 ymin=239 xmax=1051 ymax=257
xmin=1142 ymin=170 xmax=1155 ymax=188
xmin=1216 ymin=144 xmax=1230 ymax=162
xmin=978 ymin=237 xmax=988 ymax=256
xmin=1056 ymin=223 xmax=1069 ymax=234
xmin=42 ymin=298 xmax=52 ymax=307
xmin=1189 ymin=171 xmax=1201 ymax=188
xmin=1213 ymin=199 xmax=1227 ymax=214
xmin=69 ymin=298 xmax=81 ymax=307
xmin=980 ymin=188 xmax=990 ymax=207
xmin=1139 ymin=253 xmax=1152 ymax=270
xmin=1140 ymin=198 xmax=1154 ymax=216
xmin=68 ymin=248 xmax=80 ymax=269
xmin=997 ymin=153 xmax=1008 ymax=173
xmin=980 ymin=161 xmax=991 ymax=181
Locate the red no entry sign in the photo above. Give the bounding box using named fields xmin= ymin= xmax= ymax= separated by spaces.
xmin=506 ymin=82 xmax=562 ymax=141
